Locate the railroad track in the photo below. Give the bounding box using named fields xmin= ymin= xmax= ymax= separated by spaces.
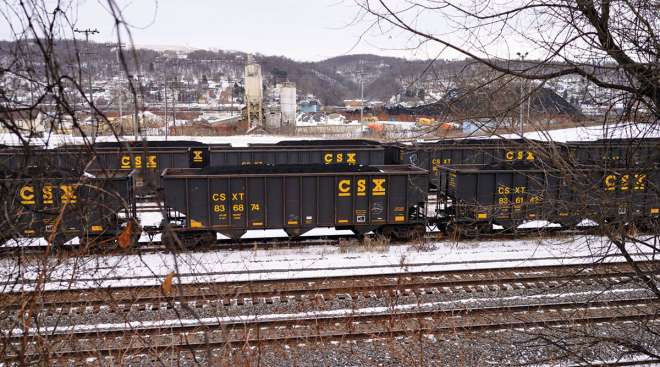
xmin=4 ymin=261 xmax=657 ymax=315
xmin=3 ymin=261 xmax=658 ymax=365
xmin=4 ymin=297 xmax=658 ymax=364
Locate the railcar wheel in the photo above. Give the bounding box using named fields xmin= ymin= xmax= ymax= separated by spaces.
xmin=447 ymin=222 xmax=490 ymax=240
xmin=558 ymin=219 xmax=580 ymax=229
xmin=79 ymin=234 xmax=120 ymax=253
xmin=44 ymin=234 xmax=70 ymax=255
xmin=162 ymin=230 xmax=216 ymax=250
xmin=637 ymin=219 xmax=659 ymax=234
xmin=380 ymin=225 xmax=425 ymax=241
xmin=447 ymin=223 xmax=464 ymax=241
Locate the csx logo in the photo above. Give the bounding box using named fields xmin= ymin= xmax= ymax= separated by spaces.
xmin=604 ymin=174 xmax=646 ymax=191
xmin=505 ymin=151 xmax=535 ymax=161
xmin=324 ymin=152 xmax=357 ymax=165
xmin=120 ymin=155 xmax=157 ymax=169
xmin=19 ymin=184 xmax=77 ymax=205
xmin=192 ymin=150 xmax=204 ymax=163
xmin=431 ymin=158 xmax=451 ymax=172
xmin=338 ymin=178 xmax=386 ymax=197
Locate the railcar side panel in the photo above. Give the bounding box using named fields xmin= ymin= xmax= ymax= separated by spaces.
xmin=162 ymin=165 xmax=428 ymax=239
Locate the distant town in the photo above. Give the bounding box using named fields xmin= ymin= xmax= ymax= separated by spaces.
xmin=0 ymin=41 xmax=649 ymax=140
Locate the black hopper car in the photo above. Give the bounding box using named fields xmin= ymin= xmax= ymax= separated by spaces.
xmin=435 ymin=165 xmax=659 ymax=234
xmin=161 ymin=164 xmax=428 ymax=247
xmin=0 ymin=169 xmax=137 ymax=246
xmin=0 ymin=137 xmax=658 ymax=247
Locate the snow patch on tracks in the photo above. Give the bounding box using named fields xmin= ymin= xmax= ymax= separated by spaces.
xmin=0 ymin=235 xmax=656 ymax=292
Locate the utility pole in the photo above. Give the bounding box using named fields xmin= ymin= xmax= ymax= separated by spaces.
xmin=75 ymin=28 xmax=99 ymax=142
xmin=516 ymin=51 xmax=528 ymax=136
xmin=164 ymin=78 xmax=169 ymax=140
xmin=360 ymin=76 xmax=364 ymax=123
xmin=172 ymin=79 xmax=177 ymax=134
xmin=106 ymin=43 xmax=126 ymax=137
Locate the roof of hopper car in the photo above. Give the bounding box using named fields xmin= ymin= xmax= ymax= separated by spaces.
xmin=416 ymin=138 xmax=542 ymax=145
xmin=164 ymin=164 xmax=426 ymax=177
xmin=249 ymin=139 xmax=382 ymax=147
xmin=438 ymin=164 xmax=554 ymax=173
xmin=92 ymin=140 xmax=208 ymax=148
xmin=569 ymin=138 xmax=660 ymax=145
xmin=197 ymin=163 xmax=381 ymax=175
xmin=0 ymin=167 xmax=82 ymax=179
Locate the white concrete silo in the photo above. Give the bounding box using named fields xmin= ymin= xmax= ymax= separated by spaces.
xmin=279 ymin=82 xmax=297 ymax=127
xmin=244 ymin=55 xmax=263 ymax=131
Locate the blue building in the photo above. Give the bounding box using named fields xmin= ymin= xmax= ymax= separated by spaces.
xmin=299 ymin=100 xmax=321 ymax=113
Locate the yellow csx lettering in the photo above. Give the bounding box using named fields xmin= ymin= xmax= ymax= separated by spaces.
xmin=20 ymin=185 xmax=35 ymax=205
xmin=513 ymin=186 xmax=527 ymax=194
xmin=497 ymin=186 xmax=511 ymax=195
xmin=324 ymin=153 xmax=333 ymax=164
xmin=505 ymin=151 xmax=535 ymax=161
xmin=604 ymin=175 xmax=616 ymax=191
xmin=605 ymin=174 xmax=646 ymax=191
xmin=338 ymin=179 xmax=351 ymax=197
xmin=621 ymin=175 xmax=630 ymax=191
xmin=60 ymin=185 xmax=77 ymax=204
xmin=212 ymin=193 xmax=226 ymax=201
xmin=357 ymin=179 xmax=366 ymax=196
xmin=43 ymin=185 xmax=54 ymax=204
xmin=120 ymin=155 xmax=146 ymax=169
xmin=634 ymin=174 xmax=646 ymax=190
xmin=372 ymin=178 xmax=386 ymax=196
xmin=231 ymin=192 xmax=245 ymax=201
xmin=324 ymin=152 xmax=358 ymax=165
xmin=120 ymin=155 xmax=131 ymax=169
xmin=192 ymin=150 xmax=204 ymax=162
xmin=146 ymin=155 xmax=157 ymax=169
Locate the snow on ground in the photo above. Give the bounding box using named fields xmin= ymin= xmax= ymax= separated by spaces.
xmin=0 ymin=235 xmax=655 ymax=292
xmin=502 ymin=122 xmax=660 ymax=142
xmin=2 ymin=122 xmax=657 ymax=148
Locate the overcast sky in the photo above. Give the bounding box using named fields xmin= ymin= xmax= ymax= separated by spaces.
xmin=0 ymin=0 xmax=451 ymax=61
